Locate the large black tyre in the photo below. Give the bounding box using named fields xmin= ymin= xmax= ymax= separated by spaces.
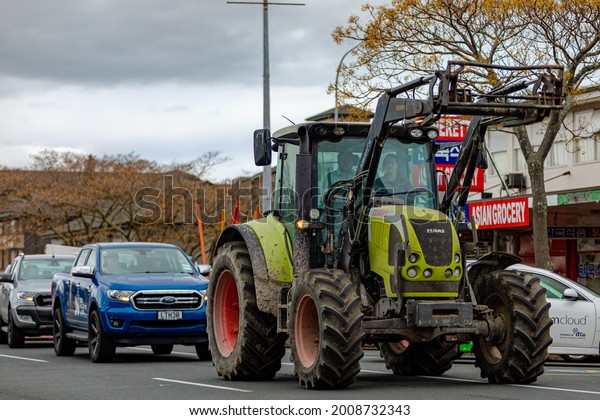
xmin=7 ymin=309 xmax=25 ymax=348
xmin=472 ymin=270 xmax=552 ymax=384
xmin=379 ymin=337 xmax=460 ymax=376
xmin=0 ymin=315 xmax=7 ymax=344
xmin=151 ymin=344 xmax=173 ymax=355
xmin=207 ymin=241 xmax=286 ymax=380
xmin=288 ymin=269 xmax=365 ymax=389
xmin=89 ymin=310 xmax=116 ymax=363
xmin=195 ymin=342 xmax=211 ymax=361
xmin=53 ymin=306 xmax=76 ymax=356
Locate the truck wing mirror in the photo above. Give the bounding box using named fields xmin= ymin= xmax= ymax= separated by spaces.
xmin=0 ymin=272 xmax=13 ymax=283
xmin=253 ymin=129 xmax=272 ymax=166
xmin=72 ymin=266 xmax=94 ymax=278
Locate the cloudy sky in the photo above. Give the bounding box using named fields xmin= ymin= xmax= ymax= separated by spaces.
xmin=0 ymin=0 xmax=387 ymax=181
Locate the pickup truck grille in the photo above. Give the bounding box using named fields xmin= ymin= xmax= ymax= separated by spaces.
xmin=131 ymin=290 xmax=203 ymax=311
xmin=34 ymin=293 xmax=52 ymax=307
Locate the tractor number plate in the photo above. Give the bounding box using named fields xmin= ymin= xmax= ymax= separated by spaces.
xmin=158 ymin=310 xmax=182 ymax=321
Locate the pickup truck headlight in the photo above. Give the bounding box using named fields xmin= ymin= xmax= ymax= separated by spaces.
xmin=107 ymin=290 xmax=135 ymax=302
xmin=17 ymin=291 xmax=36 ymax=302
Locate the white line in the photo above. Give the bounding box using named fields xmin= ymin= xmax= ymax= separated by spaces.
xmin=153 ymin=377 xmax=252 ymax=393
xmin=511 ymin=383 xmax=600 ymax=396
xmin=0 ymin=354 xmax=49 ymax=363
xmin=292 ymin=363 xmax=600 ymax=396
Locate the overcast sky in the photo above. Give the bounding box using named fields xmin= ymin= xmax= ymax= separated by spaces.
xmin=0 ymin=0 xmax=387 ymax=181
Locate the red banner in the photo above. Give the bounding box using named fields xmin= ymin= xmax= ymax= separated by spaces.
xmin=436 ymin=164 xmax=484 ymax=193
xmin=470 ymin=198 xmax=530 ymax=230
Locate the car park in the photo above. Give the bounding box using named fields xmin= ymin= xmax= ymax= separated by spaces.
xmin=0 ymin=253 xmax=76 ymax=347
xmin=507 ymin=263 xmax=600 ymax=362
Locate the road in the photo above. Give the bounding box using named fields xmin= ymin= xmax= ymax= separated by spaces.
xmin=1 ymin=340 xmax=599 ymax=400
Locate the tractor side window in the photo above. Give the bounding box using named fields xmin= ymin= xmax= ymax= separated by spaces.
xmin=274 ymin=142 xmax=299 ymax=238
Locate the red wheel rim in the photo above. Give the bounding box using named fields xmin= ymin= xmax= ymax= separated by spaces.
xmin=213 ymin=270 xmax=239 ymax=357
xmin=295 ymin=294 xmax=319 ymax=368
xmin=389 ymin=339 xmax=410 ymax=354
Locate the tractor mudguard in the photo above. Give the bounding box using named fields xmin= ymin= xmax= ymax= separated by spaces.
xmin=467 ymin=251 xmax=523 ymax=285
xmin=214 ymin=214 xmax=293 ymax=316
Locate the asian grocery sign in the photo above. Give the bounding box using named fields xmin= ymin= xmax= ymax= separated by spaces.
xmin=433 ymin=116 xmax=484 ymax=192
xmin=470 ymin=198 xmax=530 ymax=230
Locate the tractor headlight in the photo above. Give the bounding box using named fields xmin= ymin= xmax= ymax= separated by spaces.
xmin=408 ymin=253 xmax=418 ymax=263
xmin=454 ymin=268 xmax=461 ymax=278
xmin=454 ymin=253 xmax=460 ymax=263
xmin=309 ymin=208 xmax=320 ymax=220
xmin=407 ymin=267 xmax=418 ymax=278
xmin=423 ymin=269 xmax=433 ymax=278
xmin=409 ymin=128 xmax=424 ymax=138
xmin=445 ymin=269 xmax=453 ymax=279
xmin=426 ymin=128 xmax=439 ymax=139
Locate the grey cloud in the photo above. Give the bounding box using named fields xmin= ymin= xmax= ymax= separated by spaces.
xmin=0 ymin=0 xmax=362 ymax=89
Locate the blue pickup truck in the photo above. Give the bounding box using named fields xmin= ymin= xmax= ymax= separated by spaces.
xmin=51 ymin=242 xmax=210 ymax=363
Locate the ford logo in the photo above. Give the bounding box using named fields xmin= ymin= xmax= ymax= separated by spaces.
xmin=160 ymin=296 xmax=177 ymax=305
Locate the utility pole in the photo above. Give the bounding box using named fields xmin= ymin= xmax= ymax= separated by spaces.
xmin=227 ymin=1 xmax=305 ymax=213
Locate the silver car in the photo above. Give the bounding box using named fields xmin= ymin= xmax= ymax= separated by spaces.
xmin=0 ymin=254 xmax=75 ymax=347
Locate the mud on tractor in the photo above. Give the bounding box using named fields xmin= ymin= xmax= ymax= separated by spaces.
xmin=207 ymin=62 xmax=564 ymax=389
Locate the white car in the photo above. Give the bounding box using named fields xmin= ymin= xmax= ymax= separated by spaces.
xmin=508 ymin=263 xmax=600 ymax=362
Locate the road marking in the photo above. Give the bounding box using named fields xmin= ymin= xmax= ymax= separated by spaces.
xmin=291 ymin=363 xmax=600 ymax=396
xmin=0 ymin=354 xmax=49 ymax=363
xmin=153 ymin=378 xmax=252 ymax=393
xmin=546 ymin=368 xmax=600 ymax=375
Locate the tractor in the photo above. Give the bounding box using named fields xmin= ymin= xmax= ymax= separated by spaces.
xmin=207 ymin=61 xmax=563 ymax=389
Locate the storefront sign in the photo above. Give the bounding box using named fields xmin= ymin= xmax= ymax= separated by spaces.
xmin=436 ymin=164 xmax=484 ymax=193
xmin=557 ymin=189 xmax=600 ymax=205
xmin=434 ymin=116 xmax=470 ymax=141
xmin=549 ymin=227 xmax=600 ymax=239
xmin=470 ymin=198 xmax=530 ymax=230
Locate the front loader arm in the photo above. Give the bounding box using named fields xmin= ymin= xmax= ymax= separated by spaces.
xmin=347 ymin=61 xmax=563 ymax=248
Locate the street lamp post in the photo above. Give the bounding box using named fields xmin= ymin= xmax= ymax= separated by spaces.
xmin=227 ymin=1 xmax=305 ymax=213
xmin=334 ymin=44 xmax=359 ymax=123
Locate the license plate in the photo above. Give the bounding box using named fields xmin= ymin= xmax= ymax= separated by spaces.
xmin=157 ymin=310 xmax=182 ymax=321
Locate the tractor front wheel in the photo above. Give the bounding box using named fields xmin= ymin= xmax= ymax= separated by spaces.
xmin=207 ymin=241 xmax=286 ymax=380
xmin=473 ymin=270 xmax=552 ymax=384
xmin=289 ymin=269 xmax=365 ymax=389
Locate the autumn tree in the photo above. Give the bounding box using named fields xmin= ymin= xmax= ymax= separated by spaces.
xmin=0 ymin=151 xmax=228 ymax=262
xmin=333 ymin=0 xmax=600 ymax=269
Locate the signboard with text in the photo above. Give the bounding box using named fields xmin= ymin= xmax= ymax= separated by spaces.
xmin=469 ymin=198 xmax=530 ymax=230
xmin=433 ymin=116 xmax=483 ymax=193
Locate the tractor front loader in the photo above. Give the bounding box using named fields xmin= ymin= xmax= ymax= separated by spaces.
xmin=207 ymin=62 xmax=563 ymax=389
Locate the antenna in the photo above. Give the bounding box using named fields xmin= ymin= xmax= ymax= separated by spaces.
xmin=281 ymin=115 xmax=295 ymax=125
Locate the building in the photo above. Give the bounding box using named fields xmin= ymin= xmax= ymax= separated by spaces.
xmin=468 ymin=85 xmax=600 ymax=290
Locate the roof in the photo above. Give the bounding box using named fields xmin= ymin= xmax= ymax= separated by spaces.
xmin=93 ymin=242 xmax=180 ymax=249
xmin=305 ymin=105 xmax=373 ymax=122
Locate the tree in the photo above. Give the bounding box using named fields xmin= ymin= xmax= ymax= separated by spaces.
xmin=0 ymin=151 xmax=226 ymax=262
xmin=333 ymin=0 xmax=600 ymax=269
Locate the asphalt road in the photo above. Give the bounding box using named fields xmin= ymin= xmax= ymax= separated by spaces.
xmin=1 ymin=340 xmax=599 ymax=400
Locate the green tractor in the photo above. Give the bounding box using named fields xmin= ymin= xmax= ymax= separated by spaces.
xmin=207 ymin=62 xmax=563 ymax=389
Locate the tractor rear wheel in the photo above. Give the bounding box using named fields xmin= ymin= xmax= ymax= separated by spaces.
xmin=379 ymin=337 xmax=460 ymax=376
xmin=472 ymin=270 xmax=552 ymax=384
xmin=289 ymin=269 xmax=365 ymax=389
xmin=207 ymin=241 xmax=286 ymax=380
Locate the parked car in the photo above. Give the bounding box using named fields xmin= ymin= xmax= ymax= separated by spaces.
xmin=51 ymin=242 xmax=210 ymax=362
xmin=0 ymin=254 xmax=76 ymax=347
xmin=507 ymin=263 xmax=600 ymax=362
